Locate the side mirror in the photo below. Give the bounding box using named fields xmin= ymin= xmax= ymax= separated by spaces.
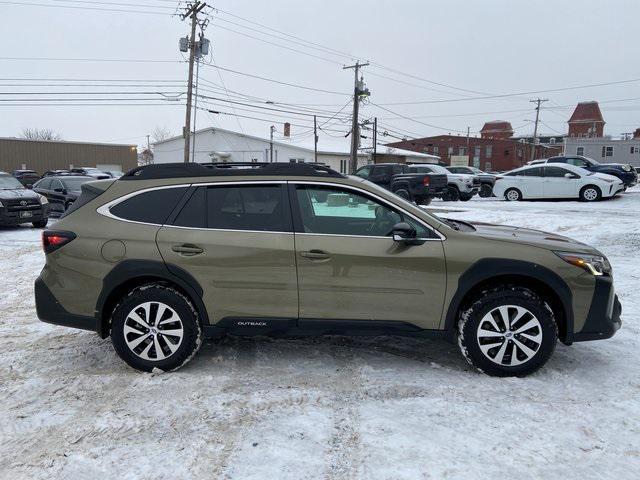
xmin=392 ymin=222 xmax=417 ymax=243
xmin=564 ymin=173 xmax=573 ymax=178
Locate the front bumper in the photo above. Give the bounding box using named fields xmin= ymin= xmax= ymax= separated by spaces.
xmin=34 ymin=277 xmax=98 ymax=332
xmin=573 ymin=275 xmax=622 ymax=342
xmin=0 ymin=205 xmax=49 ymax=226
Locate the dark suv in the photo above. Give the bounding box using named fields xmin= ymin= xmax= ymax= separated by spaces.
xmin=33 ymin=175 xmax=94 ymax=215
xmin=544 ymin=156 xmax=637 ymax=188
xmin=35 ymin=162 xmax=621 ymax=376
xmin=12 ymin=169 xmax=41 ymax=187
xmin=0 ymin=172 xmax=49 ymax=227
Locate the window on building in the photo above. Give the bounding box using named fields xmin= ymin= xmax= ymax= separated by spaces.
xmin=576 ymin=146 xmax=585 ymax=156
xmin=447 ymin=146 xmax=454 ymax=155
xmin=433 ymin=146 xmax=439 ymax=155
xmin=484 ymin=161 xmax=492 ymax=172
xmin=630 ymin=146 xmax=639 ymax=155
xmin=459 ymin=147 xmax=468 ymax=156
xmin=474 ymin=146 xmax=481 ymax=157
xmin=601 ymin=146 xmax=614 ymax=158
xmin=340 ymin=159 xmax=348 ymax=174
xmin=485 ymin=145 xmax=492 ymax=158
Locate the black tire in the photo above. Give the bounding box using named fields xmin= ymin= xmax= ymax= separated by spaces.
xmin=32 ymin=219 xmax=48 ymax=228
xmin=110 ymin=283 xmax=202 ymax=373
xmin=459 ymin=192 xmax=474 ymax=202
xmin=579 ymin=185 xmax=602 ymax=202
xmin=457 ymin=286 xmax=557 ymax=377
xmin=416 ymin=196 xmax=432 ymax=206
xmin=443 ymin=185 xmax=460 ymax=202
xmin=394 ymin=188 xmax=412 ymax=202
xmin=479 ymin=184 xmax=493 ymax=198
xmin=504 ymin=188 xmax=522 ymax=201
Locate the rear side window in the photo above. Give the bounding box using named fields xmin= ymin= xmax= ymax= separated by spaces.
xmin=110 ymin=187 xmax=188 ymax=224
xmin=207 ymin=185 xmax=290 ymax=232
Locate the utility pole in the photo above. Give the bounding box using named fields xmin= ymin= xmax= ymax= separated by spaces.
xmin=146 ymin=134 xmax=150 ymax=151
xmin=372 ymin=117 xmax=378 ymax=164
xmin=313 ymin=115 xmax=318 ymax=163
xmin=343 ymin=61 xmax=370 ymax=174
xmin=180 ymin=1 xmax=207 ymax=163
xmin=530 ymin=98 xmax=548 ymax=161
xmin=269 ymin=125 xmax=275 ymax=162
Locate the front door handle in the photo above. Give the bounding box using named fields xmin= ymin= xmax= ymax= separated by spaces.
xmin=171 ymin=244 xmax=204 ymax=256
xmin=300 ymin=249 xmax=331 ymax=260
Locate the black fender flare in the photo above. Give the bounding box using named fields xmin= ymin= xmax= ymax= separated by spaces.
xmin=443 ymin=258 xmax=574 ymax=342
xmin=95 ymin=259 xmax=209 ymax=337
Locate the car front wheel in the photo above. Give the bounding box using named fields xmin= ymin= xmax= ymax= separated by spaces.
xmin=457 ymin=286 xmax=557 ymax=377
xmin=580 ymin=185 xmax=602 ymax=202
xmin=110 ymin=283 xmax=202 ymax=372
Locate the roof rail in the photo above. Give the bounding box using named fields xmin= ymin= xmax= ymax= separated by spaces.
xmin=121 ymin=162 xmax=345 ymax=180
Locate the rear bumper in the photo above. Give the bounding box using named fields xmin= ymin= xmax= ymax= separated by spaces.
xmin=34 ymin=277 xmax=98 ymax=332
xmin=573 ymin=276 xmax=622 ymax=342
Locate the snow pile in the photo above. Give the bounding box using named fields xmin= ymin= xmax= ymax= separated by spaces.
xmin=0 ymin=189 xmax=639 ymax=479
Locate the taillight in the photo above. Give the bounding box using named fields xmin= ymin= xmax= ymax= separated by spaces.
xmin=423 ymin=177 xmax=430 ymax=186
xmin=42 ymin=230 xmax=76 ymax=254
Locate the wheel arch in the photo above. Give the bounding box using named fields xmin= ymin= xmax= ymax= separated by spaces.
xmin=444 ymin=258 xmax=574 ymax=344
xmin=95 ymin=260 xmax=209 ymax=338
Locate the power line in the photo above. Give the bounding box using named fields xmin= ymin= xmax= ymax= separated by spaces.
xmin=368 ymin=102 xmax=472 ymax=134
xmin=0 ymin=0 xmax=173 ymax=15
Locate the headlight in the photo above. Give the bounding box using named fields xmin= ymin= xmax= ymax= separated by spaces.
xmin=38 ymin=194 xmax=48 ymax=205
xmin=555 ymin=251 xmax=611 ymax=276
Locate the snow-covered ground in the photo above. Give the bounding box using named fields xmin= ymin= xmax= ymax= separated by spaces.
xmin=1 ymin=188 xmax=639 ymax=480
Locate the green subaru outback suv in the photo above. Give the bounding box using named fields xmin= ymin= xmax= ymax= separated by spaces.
xmin=35 ymin=162 xmax=621 ymax=376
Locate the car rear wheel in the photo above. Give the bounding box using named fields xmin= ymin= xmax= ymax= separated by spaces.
xmin=111 ymin=283 xmax=202 ymax=372
xmin=394 ymin=188 xmax=412 ymax=202
xmin=504 ymin=188 xmax=522 ymax=201
xmin=580 ymin=185 xmax=601 ymax=202
xmin=416 ymin=196 xmax=432 ymax=206
xmin=443 ymin=186 xmax=460 ymax=202
xmin=457 ymin=286 xmax=557 ymax=377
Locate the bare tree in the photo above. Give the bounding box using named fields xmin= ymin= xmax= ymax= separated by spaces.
xmin=151 ymin=126 xmax=172 ymax=143
xmin=20 ymin=128 xmax=63 ymax=141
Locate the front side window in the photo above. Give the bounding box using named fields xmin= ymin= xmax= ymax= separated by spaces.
xmin=544 ymin=166 xmax=572 ymax=178
xmin=110 ymin=187 xmax=188 ymax=224
xmin=34 ymin=178 xmax=52 ymax=190
xmin=294 ymin=185 xmax=432 ymax=238
xmin=566 ymin=157 xmax=588 ymax=168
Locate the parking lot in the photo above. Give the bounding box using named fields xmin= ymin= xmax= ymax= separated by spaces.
xmin=1 ymin=189 xmax=639 ymax=480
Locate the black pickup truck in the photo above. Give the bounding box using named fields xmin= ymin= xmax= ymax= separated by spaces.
xmin=354 ymin=163 xmax=448 ymax=205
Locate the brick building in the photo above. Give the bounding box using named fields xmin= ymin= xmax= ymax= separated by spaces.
xmin=568 ymin=101 xmax=605 ymax=138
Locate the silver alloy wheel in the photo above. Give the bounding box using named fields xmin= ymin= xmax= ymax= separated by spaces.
xmin=583 ymin=187 xmax=598 ymax=201
xmin=123 ymin=301 xmax=184 ymax=361
xmin=505 ymin=189 xmax=520 ymax=201
xmin=476 ymin=305 xmax=542 ymax=366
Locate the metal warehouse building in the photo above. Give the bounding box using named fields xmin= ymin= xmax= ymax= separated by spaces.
xmin=0 ymin=137 xmax=138 ymax=173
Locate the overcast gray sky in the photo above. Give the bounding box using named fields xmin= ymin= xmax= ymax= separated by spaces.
xmin=1 ymin=0 xmax=639 ymax=152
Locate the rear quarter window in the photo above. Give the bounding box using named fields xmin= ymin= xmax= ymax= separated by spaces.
xmin=110 ymin=187 xmax=188 ymax=224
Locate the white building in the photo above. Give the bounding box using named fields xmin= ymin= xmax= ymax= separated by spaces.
xmin=153 ymin=127 xmax=440 ymax=173
xmin=153 ymin=127 xmax=370 ymax=174
xmin=564 ymin=136 xmax=640 ymax=167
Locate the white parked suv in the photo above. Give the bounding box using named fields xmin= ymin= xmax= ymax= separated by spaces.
xmin=408 ymin=164 xmax=480 ymax=201
xmin=493 ymin=163 xmax=624 ymax=201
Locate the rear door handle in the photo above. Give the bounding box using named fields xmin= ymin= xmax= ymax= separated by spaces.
xmin=300 ymin=249 xmax=331 ymax=260
xmin=171 ymin=244 xmax=204 ymax=256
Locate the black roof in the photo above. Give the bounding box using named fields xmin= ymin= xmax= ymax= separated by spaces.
xmin=121 ymin=162 xmax=345 ymax=181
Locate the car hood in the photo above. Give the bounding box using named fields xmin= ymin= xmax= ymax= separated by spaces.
xmin=0 ymin=188 xmax=40 ymax=201
xmin=447 ymin=173 xmax=476 ymax=182
xmin=467 ymin=221 xmax=600 ymax=254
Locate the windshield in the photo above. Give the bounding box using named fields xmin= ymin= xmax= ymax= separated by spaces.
xmin=0 ymin=175 xmax=25 ymax=189
xmin=61 ymin=177 xmax=92 ymax=192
